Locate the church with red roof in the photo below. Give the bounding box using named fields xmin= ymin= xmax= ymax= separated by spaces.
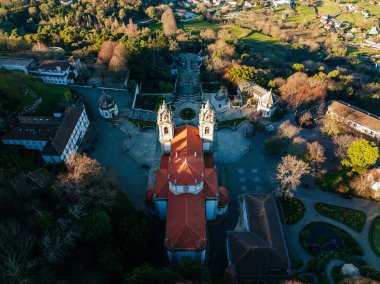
xmin=146 ymin=101 xmax=229 ymax=264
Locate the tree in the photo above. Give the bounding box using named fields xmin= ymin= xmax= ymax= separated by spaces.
xmin=322 ymin=115 xmax=345 ymax=136
xmin=161 ymin=7 xmax=177 ymax=37
xmin=277 ymin=120 xmax=299 ymax=139
xmin=276 ymin=155 xmax=310 ymax=198
xmin=292 ymin=63 xmax=305 ymax=72
xmin=97 ymin=41 xmax=116 ymax=66
xmin=145 ymin=6 xmax=157 ymax=19
xmin=200 ymin=28 xmax=216 ymax=43
xmin=305 ymin=141 xmax=326 ymax=166
xmin=176 ymin=257 xmax=211 ymax=283
xmin=109 ymin=43 xmax=128 ymax=73
xmin=333 ymin=134 xmax=358 ymax=159
xmin=80 ymin=209 xmax=111 ymax=244
xmin=342 ymin=139 xmax=379 ymax=173
xmin=126 ymin=265 xmax=182 ymax=284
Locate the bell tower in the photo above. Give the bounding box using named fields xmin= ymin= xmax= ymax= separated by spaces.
xmin=198 ymin=100 xmax=215 ymax=153
xmin=157 ymin=101 xmax=174 ymax=154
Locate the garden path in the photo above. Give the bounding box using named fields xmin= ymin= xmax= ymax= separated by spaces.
xmin=325 ymin=259 xmax=344 ymax=284
xmin=286 ymin=189 xmax=380 ymax=270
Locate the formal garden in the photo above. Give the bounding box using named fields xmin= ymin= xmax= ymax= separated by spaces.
xmin=315 ymin=203 xmax=366 ymax=232
xmin=300 ymin=222 xmax=363 ymax=256
xmin=370 ymin=216 xmax=380 ymax=256
xmin=179 ymin=108 xmax=196 ymax=121
xmin=280 ymin=197 xmax=305 ymax=224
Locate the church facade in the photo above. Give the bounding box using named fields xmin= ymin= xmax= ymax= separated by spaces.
xmin=146 ymin=101 xmax=228 ymax=264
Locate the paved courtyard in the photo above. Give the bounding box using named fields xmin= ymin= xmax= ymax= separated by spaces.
xmin=73 ymin=86 xmax=149 ymax=210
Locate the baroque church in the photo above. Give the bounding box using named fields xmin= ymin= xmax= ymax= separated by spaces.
xmin=146 ymin=101 xmax=228 ymax=264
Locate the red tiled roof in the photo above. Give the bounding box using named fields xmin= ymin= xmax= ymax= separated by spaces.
xmin=145 ymin=188 xmax=154 ymax=206
xmin=38 ymin=60 xmax=70 ymax=71
xmin=203 ymin=168 xmax=218 ymax=198
xmin=218 ymin=186 xmax=229 ymax=206
xmin=165 ymin=191 xmax=207 ymax=250
xmin=168 ymin=126 xmax=204 ymax=186
xmin=154 ymin=169 xmax=169 ymax=199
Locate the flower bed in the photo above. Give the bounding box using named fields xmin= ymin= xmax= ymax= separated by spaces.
xmin=315 ymin=203 xmax=366 ymax=232
xmin=280 ymin=197 xmax=305 ymax=224
xmin=370 ymin=216 xmax=380 ymax=256
xmin=300 ymin=222 xmax=363 ymax=256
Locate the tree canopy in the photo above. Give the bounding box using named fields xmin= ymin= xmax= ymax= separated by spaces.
xmin=342 ymin=139 xmax=379 ymax=173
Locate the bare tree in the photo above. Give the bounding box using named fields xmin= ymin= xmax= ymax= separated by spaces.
xmin=289 ymin=137 xmax=307 ymax=158
xmin=276 ymin=155 xmax=310 ymax=198
xmin=96 ymin=41 xmax=116 ymax=65
xmin=161 ymin=7 xmax=177 ymax=36
xmin=56 ymin=154 xmax=116 ymax=210
xmin=298 ymin=112 xmax=312 ymax=127
xmin=31 ymin=41 xmax=49 ymax=53
xmin=0 ymin=220 xmax=37 ymax=283
xmin=109 ymin=43 xmax=128 ymax=73
xmin=277 ymin=120 xmax=299 ymax=139
xmin=125 ymin=18 xmax=140 ymax=38
xmin=305 ymin=141 xmax=326 ymax=166
xmin=200 ymin=28 xmax=216 ymax=43
xmin=350 ymin=169 xmax=380 ymax=200
xmin=333 ymin=134 xmax=358 ymax=159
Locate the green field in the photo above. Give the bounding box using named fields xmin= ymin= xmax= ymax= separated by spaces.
xmin=0 ymin=70 xmax=71 ymax=117
xmin=179 ymin=21 xmax=251 ymax=39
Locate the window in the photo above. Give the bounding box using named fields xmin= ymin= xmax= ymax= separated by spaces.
xmin=205 ymin=127 xmax=210 ymax=135
xmin=183 ymin=186 xmax=189 ymax=193
xmin=164 ymin=127 xmax=169 ymax=135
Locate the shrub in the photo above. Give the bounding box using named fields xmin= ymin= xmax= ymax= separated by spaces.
xmin=280 ymin=197 xmax=305 ymax=224
xmin=80 ymin=209 xmax=112 ymax=244
xmin=315 ymin=203 xmax=366 ymax=232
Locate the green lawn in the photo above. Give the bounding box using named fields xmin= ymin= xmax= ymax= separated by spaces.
xmin=0 ymin=70 xmax=71 ymax=117
xmin=315 ymin=202 xmax=366 ymax=232
xmin=178 ymin=22 xmax=251 ymax=39
xmin=217 ymin=118 xmax=246 ymax=128
xmin=370 ymin=216 xmax=380 ymax=256
xmin=317 ymin=0 xmax=342 ymax=16
xmin=128 ymin=118 xmax=156 ymax=128
xmin=336 ymin=13 xmax=374 ymax=29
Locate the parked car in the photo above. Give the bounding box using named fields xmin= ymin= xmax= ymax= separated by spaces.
xmin=341 ymin=193 xmax=352 ymax=199
xmin=265 ymin=125 xmax=275 ymax=133
xmin=141 ymin=164 xmax=150 ymax=169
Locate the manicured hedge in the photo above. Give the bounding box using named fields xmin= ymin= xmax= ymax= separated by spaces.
xmin=280 ymin=197 xmax=305 ymax=224
xmin=315 ymin=202 xmax=366 ymax=232
xmin=369 ymin=216 xmax=380 ymax=256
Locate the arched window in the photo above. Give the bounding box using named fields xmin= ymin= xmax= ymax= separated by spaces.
xmin=205 ymin=127 xmax=210 ymax=135
xmin=164 ymin=127 xmax=169 ymax=134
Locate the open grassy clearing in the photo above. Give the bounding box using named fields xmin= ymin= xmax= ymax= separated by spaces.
xmin=179 ymin=21 xmax=251 ymax=38
xmin=317 ymin=0 xmax=342 ymax=16
xmin=337 ymin=13 xmax=375 ymax=29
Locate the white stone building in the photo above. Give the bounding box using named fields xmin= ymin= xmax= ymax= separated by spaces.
xmin=98 ymin=92 xmax=119 ymax=119
xmin=237 ymin=79 xmax=280 ymax=117
xmin=0 ymin=57 xmax=36 ymax=74
xmin=146 ymin=101 xmax=228 ymax=264
xmin=33 ymin=60 xmax=79 ymax=85
xmin=2 ymin=106 xmax=89 ymax=163
xmin=327 ymin=100 xmax=380 ymax=139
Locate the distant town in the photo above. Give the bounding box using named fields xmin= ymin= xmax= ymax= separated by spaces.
xmin=0 ymin=0 xmax=380 ymax=283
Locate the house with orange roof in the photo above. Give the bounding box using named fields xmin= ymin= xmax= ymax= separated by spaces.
xmin=146 ymin=101 xmax=228 ymax=264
